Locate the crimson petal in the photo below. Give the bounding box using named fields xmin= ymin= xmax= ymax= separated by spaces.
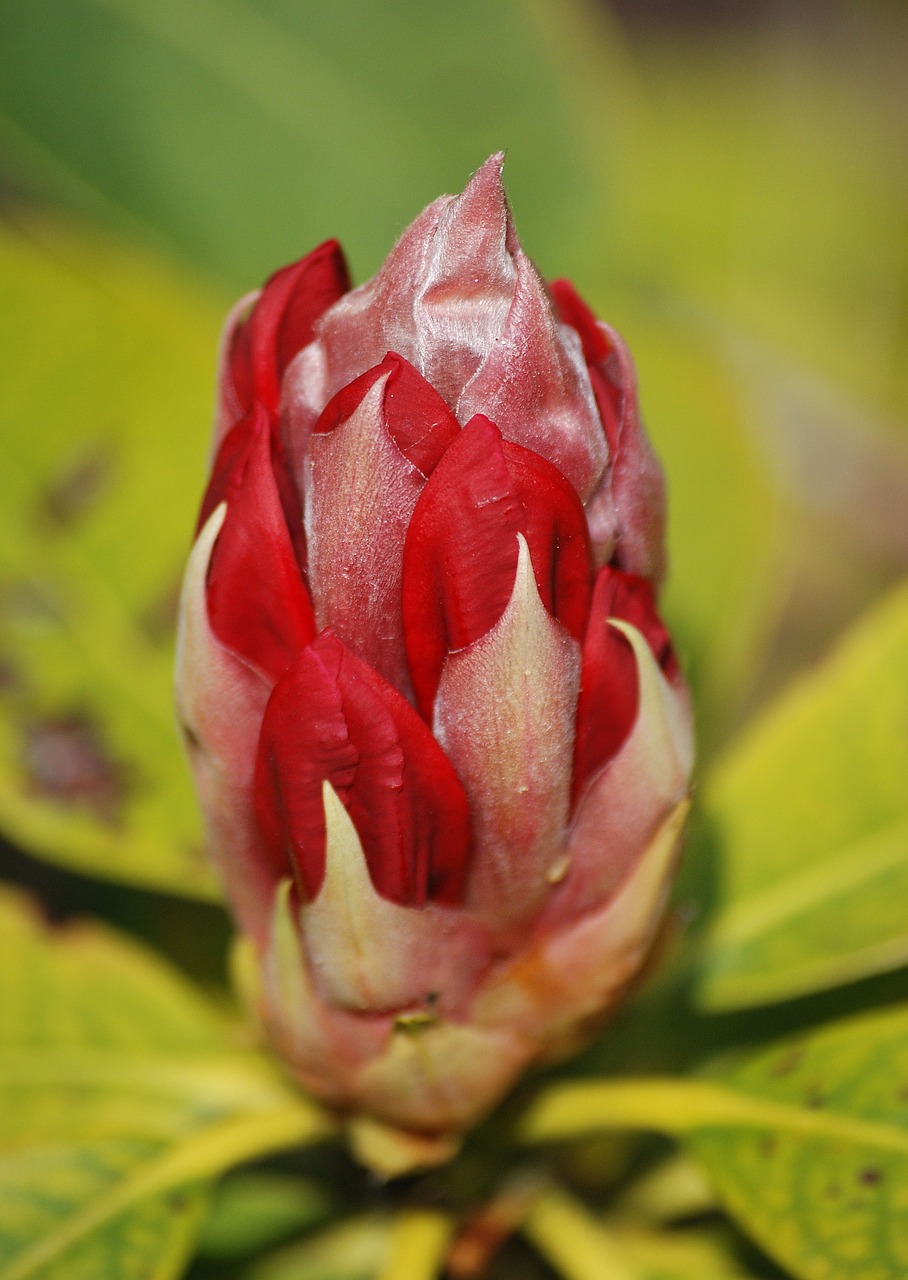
xmin=253 ymin=631 xmax=472 ymax=906
xmin=228 ymin=240 xmax=350 ymax=418
xmin=313 ymin=352 xmax=459 ymax=478
xmin=550 ymin=277 xmax=621 ymax=456
xmin=572 ymin=566 xmax=679 ymax=804
xmin=204 ymin=404 xmax=315 ymax=683
xmin=403 ymin=416 xmax=591 ymax=719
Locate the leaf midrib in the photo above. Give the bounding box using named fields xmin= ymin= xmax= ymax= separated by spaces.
xmin=521 ymin=1076 xmax=908 ymax=1156
xmin=703 ymin=814 xmax=908 ymax=950
xmin=0 ymin=1101 xmax=333 ymax=1280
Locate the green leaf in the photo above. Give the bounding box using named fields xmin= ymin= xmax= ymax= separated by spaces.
xmin=696 ymin=581 xmax=908 ymax=1009
xmin=0 ymin=884 xmax=333 ymax=1279
xmin=197 ymin=1172 xmax=333 ymax=1258
xmin=523 ymin=1186 xmax=767 ymax=1280
xmin=614 ymin=21 xmax=908 ymax=427
xmin=522 ymin=1004 xmax=908 ymax=1280
xmin=605 ymin=1222 xmax=770 ymax=1280
xmin=0 ymin=0 xmax=627 ymax=293
xmin=243 ymin=1215 xmax=392 ymax=1280
xmin=522 ymin=1187 xmax=643 ymax=1280
xmin=0 ymin=218 xmax=224 ymax=898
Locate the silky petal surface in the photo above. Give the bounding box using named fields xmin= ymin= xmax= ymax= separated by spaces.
xmin=225 ymin=240 xmax=350 ymax=421
xmin=434 ymin=537 xmax=581 ymax=932
xmin=353 ymin=1015 xmax=531 ymax=1133
xmin=456 ymin=242 xmax=606 ymax=501
xmin=585 ymin=323 xmax=666 ymax=580
xmin=306 ymin=359 xmax=457 ymax=692
xmin=474 ymin=800 xmax=689 ymax=1057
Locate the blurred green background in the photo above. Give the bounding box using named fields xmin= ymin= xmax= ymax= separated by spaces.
xmin=2 ymin=7 xmax=908 ymax=1277
xmin=0 ymin=0 xmax=907 ymax=926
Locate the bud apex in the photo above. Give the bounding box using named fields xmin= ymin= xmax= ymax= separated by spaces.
xmin=176 ymin=157 xmax=693 ymax=1171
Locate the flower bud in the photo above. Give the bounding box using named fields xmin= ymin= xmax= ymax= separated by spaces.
xmin=176 ymin=155 xmax=693 ymax=1170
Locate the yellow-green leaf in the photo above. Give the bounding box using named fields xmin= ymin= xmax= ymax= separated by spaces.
xmin=0 ymin=885 xmax=333 ymax=1280
xmin=522 ymin=1005 xmax=908 ymax=1280
xmin=0 ymin=218 xmax=223 ymax=898
xmin=244 ymin=1215 xmax=392 ymax=1280
xmin=197 ymin=1172 xmax=332 ymax=1258
xmin=696 ymin=581 xmax=908 ymax=1009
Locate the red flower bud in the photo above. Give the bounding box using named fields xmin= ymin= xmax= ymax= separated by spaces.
xmin=176 ymin=155 xmax=693 ymax=1171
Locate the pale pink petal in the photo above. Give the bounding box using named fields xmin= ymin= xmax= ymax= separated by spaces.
xmin=305 ymin=373 xmax=424 ymax=692
xmin=457 ymin=245 xmax=606 ymax=501
xmin=174 ymin=505 xmax=274 ymax=942
xmin=473 ymin=799 xmax=690 ymax=1057
xmin=584 ymin=323 xmax=666 ymax=578
xmin=412 ymin=152 xmax=516 ymax=405
xmin=541 ymin=618 xmax=694 ymax=929
xmin=283 ymin=195 xmax=451 ymax=462
xmin=434 ymin=537 xmax=581 ymax=934
xmin=352 ymin=1015 xmax=531 ymax=1133
xmin=260 ymin=878 xmax=391 ymax=1106
xmin=301 ymin=783 xmax=492 ymax=1013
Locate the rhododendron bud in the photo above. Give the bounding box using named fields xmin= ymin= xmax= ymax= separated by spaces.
xmin=176 ymin=155 xmax=693 ymax=1173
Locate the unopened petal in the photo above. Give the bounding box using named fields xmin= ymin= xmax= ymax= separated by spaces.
xmin=547 ymin=619 xmax=693 ymax=926
xmin=302 ymin=783 xmax=490 ymax=1012
xmin=474 ymin=799 xmax=690 ymax=1056
xmin=306 ymin=362 xmax=457 ymax=693
xmin=434 ymin=536 xmax=581 ymax=932
xmin=457 ymin=246 xmax=607 ymax=502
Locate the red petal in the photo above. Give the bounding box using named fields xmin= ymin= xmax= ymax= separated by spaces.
xmin=204 ymin=404 xmax=315 ymax=683
xmin=403 ymin=416 xmax=591 ymax=719
xmin=550 ymin=278 xmax=621 ymax=455
xmin=313 ymin=352 xmax=459 ymax=478
xmin=381 ymin=354 xmax=461 ymax=476
xmin=253 ymin=632 xmax=472 ymax=905
xmin=228 ymin=240 xmax=350 ymax=417
xmin=572 ymin=567 xmax=679 ymax=803
xmin=504 ymin=438 xmax=592 ymax=642
xmin=601 ymin=568 xmax=679 ymax=683
xmin=550 ymin=278 xmax=612 ymax=365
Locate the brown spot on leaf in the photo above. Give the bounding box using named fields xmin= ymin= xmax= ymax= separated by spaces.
xmin=770 ymin=1047 xmax=805 ymax=1077
xmin=859 ymin=1168 xmax=883 ymax=1187
xmin=37 ymin=444 xmax=115 ymax=529
xmin=0 ymin=655 xmax=21 ymax=694
xmin=804 ymin=1080 xmax=826 ymax=1108
xmin=22 ymin=713 xmax=133 ymax=825
xmin=2 ymin=578 xmax=65 ymax=626
xmin=140 ymin=575 xmax=182 ymax=645
xmin=758 ymin=1135 xmax=778 ymax=1158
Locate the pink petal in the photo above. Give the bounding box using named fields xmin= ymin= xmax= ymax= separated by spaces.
xmin=572 ymin=566 xmax=680 ymax=805
xmin=305 ymin=358 xmax=457 ymax=693
xmin=433 ymin=537 xmax=581 ymax=934
xmin=457 ymin=244 xmax=607 ymax=502
xmin=546 ymin=620 xmax=694 ymax=926
xmin=301 ymin=783 xmax=491 ymax=1012
xmin=175 ymin=506 xmax=281 ymax=943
